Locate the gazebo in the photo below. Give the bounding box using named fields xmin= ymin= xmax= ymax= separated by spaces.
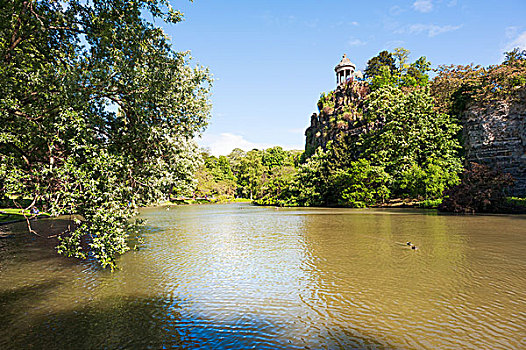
xmin=335 ymin=54 xmax=356 ymax=85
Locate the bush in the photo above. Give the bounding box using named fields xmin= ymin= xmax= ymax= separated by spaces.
xmin=333 ymin=159 xmax=391 ymax=207
xmin=439 ymin=163 xmax=514 ymax=213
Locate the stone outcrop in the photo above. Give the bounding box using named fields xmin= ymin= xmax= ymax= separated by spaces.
xmin=304 ymin=80 xmax=369 ymax=157
xmin=462 ymin=88 xmax=526 ymax=196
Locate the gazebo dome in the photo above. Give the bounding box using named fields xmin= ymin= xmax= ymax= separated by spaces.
xmin=334 ymin=54 xmax=357 ymax=85
xmin=334 ymin=54 xmax=356 ymax=72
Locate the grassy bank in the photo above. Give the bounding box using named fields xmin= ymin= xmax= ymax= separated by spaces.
xmin=0 ymin=208 xmax=49 ymax=224
xmin=161 ymin=198 xmax=252 ymax=206
xmin=507 ymin=197 xmax=526 ymax=208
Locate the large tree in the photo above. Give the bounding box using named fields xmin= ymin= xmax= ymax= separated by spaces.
xmin=0 ymin=0 xmax=211 ymax=268
xmin=361 ymin=85 xmax=462 ymax=198
xmin=364 ymin=50 xmax=397 ymax=79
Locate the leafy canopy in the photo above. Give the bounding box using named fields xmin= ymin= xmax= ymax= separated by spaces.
xmin=0 ymin=0 xmax=211 ymax=268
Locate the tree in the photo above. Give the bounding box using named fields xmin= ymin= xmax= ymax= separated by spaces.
xmin=366 ymin=49 xmax=431 ymax=89
xmin=333 ymin=159 xmax=391 ymax=207
xmin=0 ymin=0 xmax=211 ymax=268
xmin=235 ymin=149 xmax=264 ymax=199
xmin=392 ymin=47 xmax=411 ymax=75
xmin=503 ymin=47 xmax=526 ymax=65
xmin=364 ymin=50 xmax=397 ymax=79
xmin=439 ymin=163 xmax=515 ymax=213
xmin=361 ymin=85 xmax=463 ymax=199
xmin=195 ymin=151 xmax=237 ymax=198
xmin=404 ymin=56 xmax=431 ymax=87
xmin=261 ymin=146 xmax=289 ymax=171
xmin=431 ymin=49 xmax=526 ymax=116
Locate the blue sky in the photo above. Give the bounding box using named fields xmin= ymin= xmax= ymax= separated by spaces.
xmin=162 ymin=0 xmax=526 ymax=155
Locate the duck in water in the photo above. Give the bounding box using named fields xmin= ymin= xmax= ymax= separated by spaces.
xmin=406 ymin=241 xmax=418 ymax=250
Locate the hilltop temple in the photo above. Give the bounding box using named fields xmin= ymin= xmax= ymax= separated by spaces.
xmin=334 ymin=54 xmax=363 ymax=86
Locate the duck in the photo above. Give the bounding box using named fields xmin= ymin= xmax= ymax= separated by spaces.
xmin=411 ymin=245 xmax=418 ymax=250
xmin=406 ymin=241 xmax=412 ymax=246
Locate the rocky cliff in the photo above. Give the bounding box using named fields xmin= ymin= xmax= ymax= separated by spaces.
xmin=462 ymin=88 xmax=526 ymax=196
xmin=304 ymin=80 xmax=369 ymax=157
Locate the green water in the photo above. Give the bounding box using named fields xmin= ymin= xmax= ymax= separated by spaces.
xmin=1 ymin=203 xmax=525 ymax=349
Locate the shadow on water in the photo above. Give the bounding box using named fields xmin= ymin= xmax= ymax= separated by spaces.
xmin=0 ymin=282 xmax=389 ymax=350
xmin=0 ymin=285 xmax=183 ymax=349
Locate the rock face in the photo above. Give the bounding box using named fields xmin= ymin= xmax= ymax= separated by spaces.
xmin=462 ymin=89 xmax=526 ymax=196
xmin=304 ymin=80 xmax=369 ymax=157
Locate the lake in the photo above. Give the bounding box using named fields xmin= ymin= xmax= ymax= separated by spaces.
xmin=1 ymin=203 xmax=525 ymax=349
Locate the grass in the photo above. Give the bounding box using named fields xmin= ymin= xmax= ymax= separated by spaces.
xmin=0 ymin=208 xmax=49 ymax=224
xmin=417 ymin=198 xmax=443 ymax=209
xmin=506 ymin=197 xmax=526 ymax=208
xmin=161 ymin=197 xmax=253 ymax=206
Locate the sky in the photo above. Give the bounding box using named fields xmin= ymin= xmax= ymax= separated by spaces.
xmin=160 ymin=0 xmax=526 ymax=156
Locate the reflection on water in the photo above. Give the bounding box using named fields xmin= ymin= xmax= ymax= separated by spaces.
xmin=1 ymin=204 xmax=525 ymax=349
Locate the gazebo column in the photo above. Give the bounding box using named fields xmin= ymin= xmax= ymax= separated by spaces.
xmin=335 ymin=54 xmax=357 ymax=87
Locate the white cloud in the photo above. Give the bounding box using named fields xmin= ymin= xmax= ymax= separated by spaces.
xmin=505 ymin=30 xmax=526 ymax=51
xmin=403 ymin=23 xmax=462 ymax=37
xmin=304 ymin=19 xmax=319 ymax=28
xmin=413 ymin=0 xmax=433 ymax=13
xmin=505 ymin=26 xmax=519 ymax=39
xmin=330 ymin=21 xmax=359 ymax=29
xmin=198 ymin=133 xmax=272 ymax=156
xmin=349 ymin=37 xmax=367 ymax=46
xmin=197 ymin=133 xmax=303 ymax=156
xmin=389 ymin=5 xmax=405 ymax=16
xmin=385 ymin=40 xmax=406 ymax=50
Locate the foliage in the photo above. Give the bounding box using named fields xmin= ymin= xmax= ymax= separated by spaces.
xmin=370 ymin=66 xmax=397 ymax=91
xmin=295 ymin=51 xmax=462 ymax=207
xmin=254 ymin=165 xmax=298 ymax=206
xmin=318 ymin=91 xmax=336 ymax=111
xmin=439 ymin=163 xmax=515 ymax=213
xmin=431 ymin=48 xmax=526 ymax=115
xmin=418 ymin=198 xmax=442 ymax=209
xmin=506 ymin=197 xmax=526 ymax=208
xmin=270 ymin=145 xmax=391 ymax=208
xmin=234 ymin=147 xmax=300 ymax=203
xmin=293 ymin=147 xmax=331 ymax=206
xmin=261 ymin=146 xmax=288 ymax=171
xmin=0 ymin=208 xmax=49 ymax=223
xmin=195 ymin=150 xmax=237 ymax=198
xmin=333 ymin=159 xmax=391 ymax=207
xmin=366 ymin=48 xmax=431 ymax=89
xmin=403 ymin=56 xmax=432 ymax=87
xmin=233 ymin=149 xmax=265 ymax=199
xmin=258 ymin=48 xmax=521 ymax=210
xmin=0 ymin=0 xmax=211 ymax=268
xmin=361 ymin=85 xmax=463 ymax=199
xmin=396 ymin=159 xmax=460 ymax=200
xmin=364 ymin=50 xmax=397 ymax=79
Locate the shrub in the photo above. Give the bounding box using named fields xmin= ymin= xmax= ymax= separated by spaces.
xmin=439 ymin=163 xmax=514 ymax=213
xmin=333 ymin=159 xmax=391 ymax=207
